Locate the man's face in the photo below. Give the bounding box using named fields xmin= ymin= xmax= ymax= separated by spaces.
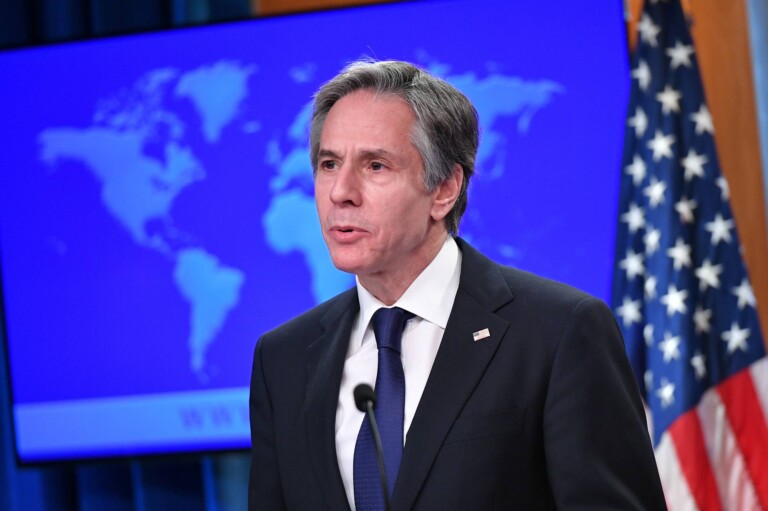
xmin=314 ymin=90 xmax=450 ymax=291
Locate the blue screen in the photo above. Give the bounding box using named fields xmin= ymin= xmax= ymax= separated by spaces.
xmin=0 ymin=0 xmax=629 ymax=462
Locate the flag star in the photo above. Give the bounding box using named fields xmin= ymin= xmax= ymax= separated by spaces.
xmin=691 ymin=104 xmax=714 ymax=134
xmin=628 ymin=107 xmax=649 ymax=137
xmin=661 ymin=284 xmax=688 ymax=316
xmin=644 ymin=370 xmax=653 ymax=393
xmin=625 ymin=155 xmax=647 ymax=186
xmin=645 ymin=275 xmax=658 ymax=299
xmin=656 ymin=85 xmax=683 ymax=114
xmin=620 ymin=249 xmax=645 ymax=280
xmin=705 ymin=213 xmax=734 ymax=245
xmin=647 ymin=130 xmax=675 ymax=161
xmin=643 ymin=177 xmax=667 ymax=208
xmin=681 ymin=149 xmax=708 ymax=181
xmin=621 ymin=203 xmax=646 ymax=233
xmin=716 ymin=176 xmax=730 ymax=200
xmin=638 ymin=14 xmax=661 ymax=47
xmin=644 ymin=227 xmax=661 ymax=255
xmin=644 ymin=324 xmax=655 ymax=346
xmin=695 ymin=259 xmax=723 ymax=292
xmin=675 ymin=197 xmax=697 ymax=224
xmin=617 ymin=297 xmax=642 ymax=326
xmin=694 ymin=306 xmax=712 ymax=335
xmin=732 ymin=279 xmax=756 ymax=310
xmin=632 ymin=59 xmax=652 ymax=91
xmin=656 ymin=378 xmax=676 ymax=408
xmin=690 ymin=352 xmax=707 ymax=379
xmin=659 ymin=331 xmax=682 ymax=362
xmin=666 ymin=41 xmax=695 ymax=69
xmin=721 ymin=322 xmax=750 ymax=354
xmin=667 ymin=238 xmax=692 ymax=270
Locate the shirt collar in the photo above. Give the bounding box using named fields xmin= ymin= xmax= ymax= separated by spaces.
xmin=354 ymin=236 xmax=462 ymax=347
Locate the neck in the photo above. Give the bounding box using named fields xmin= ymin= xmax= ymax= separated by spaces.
xmin=358 ymin=232 xmax=449 ymax=306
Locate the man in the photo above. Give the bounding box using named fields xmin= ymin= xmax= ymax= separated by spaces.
xmin=249 ymin=60 xmax=666 ymax=510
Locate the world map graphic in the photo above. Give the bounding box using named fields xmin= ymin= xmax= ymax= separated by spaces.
xmin=38 ymin=59 xmax=563 ymax=381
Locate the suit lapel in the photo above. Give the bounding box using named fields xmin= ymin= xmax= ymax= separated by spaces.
xmin=392 ymin=240 xmax=514 ymax=510
xmin=303 ymin=290 xmax=358 ymax=511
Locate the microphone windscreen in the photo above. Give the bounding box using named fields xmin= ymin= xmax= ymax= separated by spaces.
xmin=353 ymin=383 xmax=376 ymax=412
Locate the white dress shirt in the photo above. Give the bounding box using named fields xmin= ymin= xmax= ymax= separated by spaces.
xmin=335 ymin=236 xmax=462 ymax=510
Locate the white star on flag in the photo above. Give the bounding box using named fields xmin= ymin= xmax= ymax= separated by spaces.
xmin=681 ymin=149 xmax=707 ymax=181
xmin=716 ymin=176 xmax=730 ymax=200
xmin=659 ymin=332 xmax=682 ymax=362
xmin=693 ymin=306 xmax=712 ymax=335
xmin=695 ymin=259 xmax=723 ymax=291
xmin=645 ymin=275 xmax=658 ymax=299
xmin=638 ymin=14 xmax=661 ymax=47
xmin=667 ymin=238 xmax=692 ymax=270
xmin=617 ymin=297 xmax=642 ymax=326
xmin=690 ymin=352 xmax=707 ymax=379
xmin=620 ymin=249 xmax=645 ymax=280
xmin=648 ymin=130 xmax=675 ymax=161
xmin=732 ymin=279 xmax=756 ymax=310
xmin=705 ymin=213 xmax=734 ymax=245
xmin=628 ymin=107 xmax=649 ymax=137
xmin=674 ymin=197 xmax=696 ymax=224
xmin=644 ymin=227 xmax=662 ymax=255
xmin=656 ymin=378 xmax=675 ymax=408
xmin=690 ymin=104 xmax=714 ymax=134
xmin=644 ymin=177 xmax=667 ymax=207
xmin=666 ymin=41 xmax=695 ymax=68
xmin=661 ymin=284 xmax=688 ymax=316
xmin=656 ymin=85 xmax=683 ymax=114
xmin=632 ymin=59 xmax=652 ymax=91
xmin=644 ymin=324 xmax=655 ymax=346
xmin=621 ymin=203 xmax=646 ymax=233
xmin=625 ymin=155 xmax=647 ymax=185
xmin=721 ymin=322 xmax=750 ymax=354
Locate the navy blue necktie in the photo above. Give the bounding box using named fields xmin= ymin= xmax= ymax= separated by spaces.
xmin=354 ymin=307 xmax=413 ymax=511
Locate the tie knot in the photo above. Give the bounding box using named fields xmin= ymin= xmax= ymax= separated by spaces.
xmin=371 ymin=307 xmax=413 ymax=353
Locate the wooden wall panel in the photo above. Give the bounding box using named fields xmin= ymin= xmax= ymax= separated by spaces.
xmin=253 ymin=0 xmax=388 ymax=15
xmin=628 ymin=0 xmax=768 ymax=345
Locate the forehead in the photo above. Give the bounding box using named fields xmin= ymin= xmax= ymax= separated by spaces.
xmin=320 ymin=90 xmax=417 ymax=147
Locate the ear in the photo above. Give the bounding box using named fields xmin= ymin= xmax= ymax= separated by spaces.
xmin=430 ymin=164 xmax=463 ymax=222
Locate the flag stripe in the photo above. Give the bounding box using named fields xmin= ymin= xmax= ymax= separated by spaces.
xmin=750 ymin=358 xmax=768 ymax=424
xmin=656 ymin=432 xmax=698 ymax=511
xmin=697 ymin=383 xmax=760 ymax=511
xmin=716 ymin=367 xmax=768 ymax=509
xmin=669 ymin=409 xmax=722 ymax=511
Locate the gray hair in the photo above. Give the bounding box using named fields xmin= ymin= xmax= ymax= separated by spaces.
xmin=309 ymin=60 xmax=479 ymax=235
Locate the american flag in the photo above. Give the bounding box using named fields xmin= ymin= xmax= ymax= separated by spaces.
xmin=612 ymin=0 xmax=768 ymax=509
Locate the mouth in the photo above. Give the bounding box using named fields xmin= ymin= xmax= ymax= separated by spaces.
xmin=329 ymin=225 xmax=366 ymax=242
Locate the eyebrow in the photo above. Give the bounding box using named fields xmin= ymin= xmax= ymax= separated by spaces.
xmin=317 ymin=148 xmax=394 ymax=159
xmin=317 ymin=149 xmax=341 ymax=159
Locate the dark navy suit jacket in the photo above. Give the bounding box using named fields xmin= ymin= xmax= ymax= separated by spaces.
xmin=249 ymin=238 xmax=666 ymax=510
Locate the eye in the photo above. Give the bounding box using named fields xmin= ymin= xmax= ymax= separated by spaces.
xmin=370 ymin=161 xmax=384 ymax=171
xmin=319 ymin=160 xmax=337 ymax=171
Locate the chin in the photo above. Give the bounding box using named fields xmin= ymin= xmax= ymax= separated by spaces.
xmin=328 ymin=252 xmax=366 ymax=275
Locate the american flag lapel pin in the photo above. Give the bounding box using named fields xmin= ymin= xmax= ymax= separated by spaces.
xmin=472 ymin=328 xmax=491 ymax=342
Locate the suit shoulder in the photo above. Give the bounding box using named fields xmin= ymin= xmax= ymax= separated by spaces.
xmin=257 ymin=287 xmax=357 ymax=351
xmin=501 ymin=265 xmax=599 ymax=308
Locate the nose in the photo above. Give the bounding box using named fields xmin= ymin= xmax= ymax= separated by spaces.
xmin=329 ymin=163 xmax=362 ymax=206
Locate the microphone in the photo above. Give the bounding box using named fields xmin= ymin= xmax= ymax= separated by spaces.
xmin=353 ymin=383 xmax=392 ymax=511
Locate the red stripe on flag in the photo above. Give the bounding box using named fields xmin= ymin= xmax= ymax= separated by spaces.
xmin=669 ymin=409 xmax=723 ymax=511
xmin=717 ymin=369 xmax=768 ymax=509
